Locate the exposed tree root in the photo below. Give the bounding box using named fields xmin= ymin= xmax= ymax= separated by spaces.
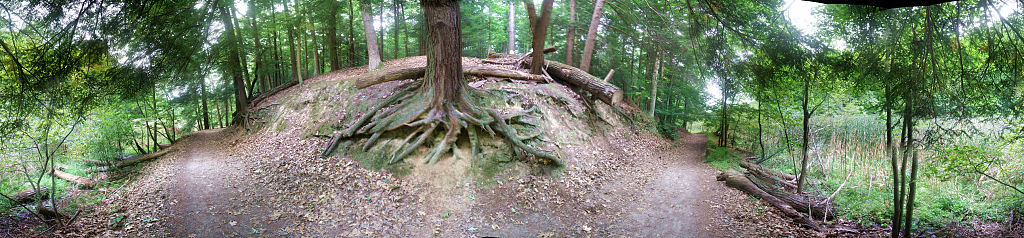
xmin=321 ymin=81 xmax=560 ymax=167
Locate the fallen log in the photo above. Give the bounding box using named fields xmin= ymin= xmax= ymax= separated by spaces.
xmin=354 ymin=65 xmax=551 ymax=89
xmin=54 ymin=167 xmax=98 ymax=189
xmin=529 ymin=59 xmax=623 ymax=106
xmin=483 ymin=46 xmax=558 ymax=64
xmin=486 ymin=48 xmax=623 ymax=106
xmin=250 ymin=79 xmax=299 ymax=107
xmin=741 ymin=161 xmax=798 ymax=190
xmin=12 ymin=186 xmax=49 ymax=204
xmin=740 ymin=159 xmax=797 ymax=181
xmin=83 ymin=165 xmax=110 ymax=174
xmin=116 ymin=148 xmax=174 ymax=168
xmin=353 ymin=64 xmax=427 ymax=89
xmin=464 ymin=66 xmax=548 ymax=82
xmin=80 ymin=158 xmax=115 ymax=166
xmin=747 ymin=175 xmax=830 ymax=220
xmin=718 ymin=169 xmax=823 ymax=231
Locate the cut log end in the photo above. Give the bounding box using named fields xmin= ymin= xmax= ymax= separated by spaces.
xmin=611 ymin=90 xmax=623 ymax=104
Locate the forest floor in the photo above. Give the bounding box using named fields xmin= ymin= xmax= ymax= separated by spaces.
xmin=5 ymin=58 xmax=824 ymax=237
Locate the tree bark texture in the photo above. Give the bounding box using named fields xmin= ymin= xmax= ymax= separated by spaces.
xmin=579 ymin=0 xmax=605 ymax=73
xmin=12 ymin=187 xmax=48 ymax=204
xmin=249 ymin=0 xmax=268 ymax=93
xmin=649 ymin=48 xmax=660 ymax=118
xmin=565 ymin=0 xmax=576 ymax=66
xmin=526 ymin=0 xmax=554 ymax=75
xmin=393 ymin=0 xmax=401 ymax=59
xmin=421 ymin=0 xmax=465 ymax=108
xmin=717 ymin=169 xmax=823 ymax=231
xmin=217 ymin=3 xmax=248 ymax=125
xmin=362 ymin=0 xmax=382 ymax=71
xmin=797 ymin=77 xmax=810 ymax=193
xmin=514 ymin=56 xmax=622 ymax=106
xmin=53 ymin=167 xmax=98 ymax=189
xmin=507 ymin=0 xmax=516 ymax=54
xmin=115 ymin=147 xmax=175 ymax=168
xmin=328 ymin=0 xmax=341 ymax=71
xmin=285 ymin=1 xmax=301 ymax=84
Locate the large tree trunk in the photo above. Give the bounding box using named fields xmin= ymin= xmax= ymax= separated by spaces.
xmin=218 ymin=3 xmax=248 ymax=125
xmin=229 ymin=7 xmax=254 ymax=98
xmin=362 ymin=0 xmax=382 ymax=71
xmin=422 ymin=0 xmax=465 ymax=108
xmin=507 ymin=0 xmax=515 ymax=54
xmin=565 ymin=0 xmax=576 ymax=66
xmin=313 ymin=34 xmax=321 ymax=75
xmin=299 ymin=11 xmax=309 ymax=78
xmin=249 ymin=0 xmax=267 ymax=94
xmin=525 ymin=0 xmax=554 ymax=75
xmin=747 ymin=175 xmax=830 ymax=220
xmin=272 ymin=9 xmax=283 ymax=86
xmin=400 ymin=1 xmax=409 ymax=57
xmin=199 ymin=75 xmax=210 ymax=130
xmin=393 ymin=0 xmax=401 ymax=59
xmin=284 ymin=1 xmax=301 ymax=85
xmin=579 ymin=0 xmax=605 ymax=73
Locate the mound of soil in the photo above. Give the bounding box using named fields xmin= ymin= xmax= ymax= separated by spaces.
xmin=5 ymin=57 xmax=825 ymax=237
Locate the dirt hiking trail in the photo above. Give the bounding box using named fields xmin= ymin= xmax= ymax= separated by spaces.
xmin=623 ymin=134 xmax=718 ymax=237
xmin=162 ymin=129 xmax=278 ymax=237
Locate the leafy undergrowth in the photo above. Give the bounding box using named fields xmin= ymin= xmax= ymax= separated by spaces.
xmin=704 ymin=146 xmax=741 ymax=171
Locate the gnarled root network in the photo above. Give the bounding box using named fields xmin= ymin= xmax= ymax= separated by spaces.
xmin=322 ymin=81 xmax=560 ymax=166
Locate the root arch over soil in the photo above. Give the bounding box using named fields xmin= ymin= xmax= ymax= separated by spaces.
xmin=321 ymin=49 xmax=625 ymax=171
xmin=321 ymin=78 xmax=561 ymax=168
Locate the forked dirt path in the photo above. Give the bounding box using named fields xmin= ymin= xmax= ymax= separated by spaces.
xmin=159 ymin=130 xmax=725 ymax=237
xmin=161 ymin=129 xmax=272 ymax=237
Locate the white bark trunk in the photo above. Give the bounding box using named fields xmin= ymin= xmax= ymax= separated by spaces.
xmin=508 ymin=1 xmax=516 ymax=54
xmin=362 ymin=1 xmax=381 ymax=71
